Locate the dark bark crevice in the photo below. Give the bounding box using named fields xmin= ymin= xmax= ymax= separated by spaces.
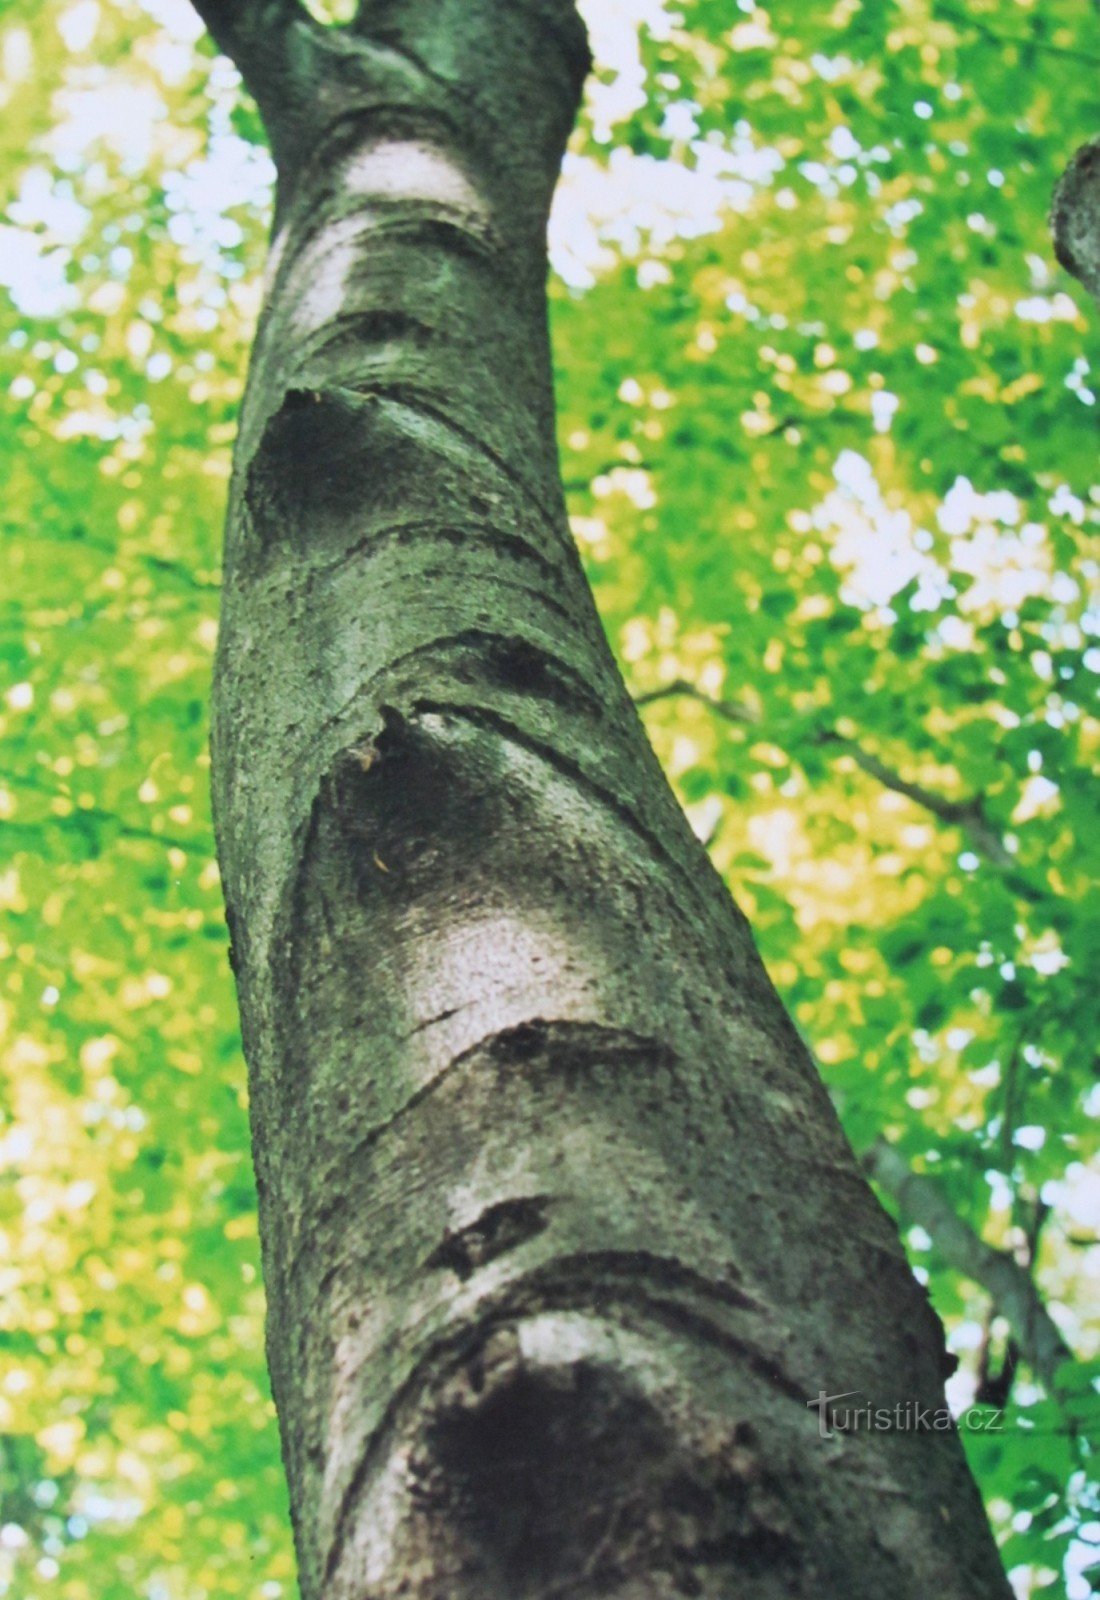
xmin=426 ymin=1195 xmax=554 ymax=1279
xmin=329 ymin=383 xmax=566 ymax=525
xmin=242 ymin=385 xmax=569 ymax=562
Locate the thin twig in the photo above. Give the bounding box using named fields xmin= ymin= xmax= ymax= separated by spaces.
xmin=936 ymin=3 xmax=1100 ymax=69
xmin=2 ymin=773 xmax=202 ymax=855
xmin=634 ymin=679 xmax=1013 ymax=867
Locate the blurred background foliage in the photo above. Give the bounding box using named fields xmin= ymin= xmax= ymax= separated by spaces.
xmin=0 ymin=0 xmax=1096 ymax=1595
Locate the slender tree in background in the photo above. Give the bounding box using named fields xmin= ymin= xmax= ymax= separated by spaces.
xmin=188 ymin=1 xmax=1013 ymax=1594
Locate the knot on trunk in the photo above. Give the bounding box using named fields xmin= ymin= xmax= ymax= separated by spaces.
xmin=329 ymin=1318 xmax=802 ymax=1599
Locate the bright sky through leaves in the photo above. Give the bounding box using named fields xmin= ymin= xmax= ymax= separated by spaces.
xmin=0 ymin=1 xmax=1097 ymax=1596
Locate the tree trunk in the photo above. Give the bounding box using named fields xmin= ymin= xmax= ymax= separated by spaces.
xmin=192 ymin=2 xmax=1012 ymax=1594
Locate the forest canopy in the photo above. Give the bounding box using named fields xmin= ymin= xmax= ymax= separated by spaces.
xmin=0 ymin=0 xmax=1097 ymax=1596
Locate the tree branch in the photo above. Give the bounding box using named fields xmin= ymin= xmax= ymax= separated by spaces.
xmin=191 ymin=0 xmax=299 ymax=57
xmin=190 ymin=0 xmax=313 ymax=102
xmin=634 ymin=679 xmax=755 ymax=725
xmin=634 ymin=680 xmax=1012 ymax=867
xmin=2 ymin=774 xmax=200 ymax=855
xmin=936 ymin=3 xmax=1100 ymax=69
xmin=818 ymin=732 xmax=1013 ymax=866
xmin=1051 ymin=136 xmax=1100 ymax=308
xmin=865 ymin=1141 xmax=1072 ymax=1394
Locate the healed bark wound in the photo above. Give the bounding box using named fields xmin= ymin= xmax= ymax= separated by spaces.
xmin=199 ymin=1 xmax=1013 ymax=1594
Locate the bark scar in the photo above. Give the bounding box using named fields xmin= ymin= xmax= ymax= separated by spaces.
xmin=426 ymin=1195 xmax=554 ymax=1280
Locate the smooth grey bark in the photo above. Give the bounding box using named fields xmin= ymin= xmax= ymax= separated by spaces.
xmin=191 ymin=1 xmax=1013 ymax=1594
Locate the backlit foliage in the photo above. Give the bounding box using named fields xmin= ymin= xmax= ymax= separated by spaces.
xmin=0 ymin=1 xmax=1096 ymax=1596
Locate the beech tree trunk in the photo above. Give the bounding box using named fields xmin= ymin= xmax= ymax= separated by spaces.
xmin=192 ymin=2 xmax=1012 ymax=1594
